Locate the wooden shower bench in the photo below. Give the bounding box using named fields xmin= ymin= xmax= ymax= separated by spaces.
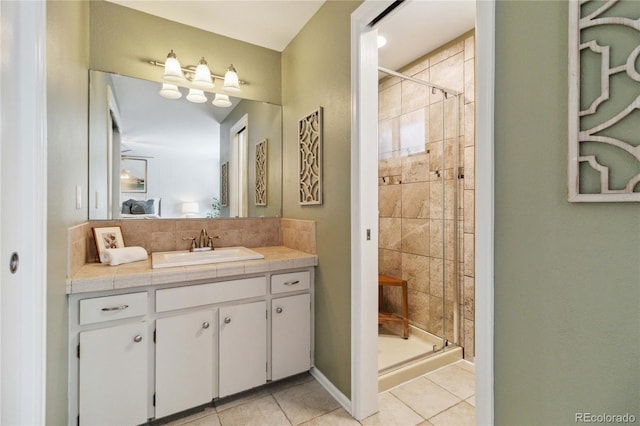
xmin=378 ymin=274 xmax=409 ymax=339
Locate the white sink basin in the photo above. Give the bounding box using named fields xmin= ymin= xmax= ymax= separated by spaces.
xmin=152 ymin=247 xmax=264 ymax=269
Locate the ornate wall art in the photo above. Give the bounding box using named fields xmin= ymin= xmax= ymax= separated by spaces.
xmin=298 ymin=107 xmax=323 ymax=205
xmin=220 ymin=161 xmax=229 ymax=207
xmin=568 ymin=0 xmax=640 ymax=202
xmin=255 ymin=139 xmax=268 ymax=206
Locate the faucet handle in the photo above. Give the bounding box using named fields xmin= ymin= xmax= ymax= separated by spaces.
xmin=207 ymin=235 xmax=220 ymax=248
xmin=182 ymin=236 xmax=197 ymax=250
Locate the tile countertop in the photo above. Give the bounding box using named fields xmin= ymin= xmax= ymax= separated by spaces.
xmin=67 ymin=246 xmax=318 ymax=295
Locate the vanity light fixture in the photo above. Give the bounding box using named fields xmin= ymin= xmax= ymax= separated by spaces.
xmin=159 ymin=83 xmax=182 ymax=99
xmin=186 ymin=88 xmax=208 ymax=104
xmin=212 ymin=93 xmax=232 ymax=107
xmin=162 ymin=49 xmax=185 ymax=83
xmin=192 ymin=57 xmax=214 ymax=90
xmin=222 ymin=64 xmax=241 ymax=93
xmin=150 ymin=50 xmax=246 ymax=104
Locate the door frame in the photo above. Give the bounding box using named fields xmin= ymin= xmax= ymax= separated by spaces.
xmin=350 ymin=1 xmax=495 ymax=423
xmin=0 ymin=0 xmax=48 ymax=424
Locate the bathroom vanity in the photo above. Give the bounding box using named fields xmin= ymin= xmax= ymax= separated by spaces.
xmin=67 ymin=247 xmax=316 ymax=426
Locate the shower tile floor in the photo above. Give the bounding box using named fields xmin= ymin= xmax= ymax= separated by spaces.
xmin=161 ymin=361 xmax=475 ymax=426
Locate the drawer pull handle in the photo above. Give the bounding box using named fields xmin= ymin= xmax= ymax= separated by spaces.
xmin=202 ymin=322 xmax=210 ymax=329
xmin=133 ymin=335 xmax=143 ymax=343
xmin=101 ymin=304 xmax=129 ymax=312
xmin=283 ymin=280 xmax=300 ymax=286
xmin=224 ymin=317 xmax=231 ymax=324
xmin=276 ymin=307 xmax=283 ymax=314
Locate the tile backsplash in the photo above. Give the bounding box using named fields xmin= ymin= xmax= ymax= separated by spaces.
xmin=68 ymin=218 xmax=316 ymax=278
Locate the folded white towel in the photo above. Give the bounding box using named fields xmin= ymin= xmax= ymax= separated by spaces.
xmin=100 ymin=246 xmax=148 ymax=266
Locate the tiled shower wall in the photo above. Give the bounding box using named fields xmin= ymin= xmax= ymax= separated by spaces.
xmin=378 ymin=31 xmax=475 ymax=359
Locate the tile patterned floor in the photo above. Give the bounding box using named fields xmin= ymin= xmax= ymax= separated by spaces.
xmin=162 ymin=360 xmax=474 ymax=426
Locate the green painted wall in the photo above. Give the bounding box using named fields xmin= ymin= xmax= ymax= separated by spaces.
xmin=281 ymin=0 xmax=362 ymax=397
xmin=46 ymin=1 xmax=90 ymax=424
xmin=89 ymin=0 xmax=281 ymax=105
xmin=494 ymin=1 xmax=640 ymax=424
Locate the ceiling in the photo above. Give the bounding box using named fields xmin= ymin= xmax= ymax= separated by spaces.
xmin=107 ymin=0 xmax=475 ymax=70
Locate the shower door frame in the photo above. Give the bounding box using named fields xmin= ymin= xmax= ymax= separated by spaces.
xmin=349 ymin=0 xmax=496 ymax=424
xmin=377 ymin=66 xmax=462 ymax=351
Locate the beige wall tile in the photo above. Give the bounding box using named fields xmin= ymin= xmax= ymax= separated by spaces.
xmin=463 ymin=233 xmax=474 ymax=277
xmin=402 ymin=182 xmax=430 ymax=219
xmin=463 ymin=190 xmax=475 ymax=233
xmin=430 ymin=39 xmax=464 ymax=67
xmin=379 ymin=184 xmax=402 ymax=218
xmin=407 ymin=289 xmax=429 ymax=329
xmin=402 ymin=253 xmax=430 ymax=293
xmin=429 ymin=219 xmax=443 ymax=258
xmin=401 ymin=219 xmax=430 ymax=256
xmin=463 ymin=276 xmax=475 ymax=321
xmin=402 ymin=153 xmax=430 ymax=183
xmin=430 ymin=52 xmax=464 ymax=96
xmin=464 ymin=34 xmax=475 ymax=61
xmin=379 ymin=248 xmax=402 ymax=278
xmin=380 ymin=218 xmax=402 ymax=251
xmin=464 ymin=59 xmax=475 ymax=104
xmin=464 ymin=102 xmax=475 ymax=147
xmin=464 ymin=146 xmax=475 ymax=190
xmin=401 ymin=69 xmax=430 ymax=114
xmin=379 ymin=83 xmax=402 ymax=121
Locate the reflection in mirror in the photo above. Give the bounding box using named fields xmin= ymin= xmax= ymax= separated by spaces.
xmin=89 ymin=70 xmax=282 ymax=220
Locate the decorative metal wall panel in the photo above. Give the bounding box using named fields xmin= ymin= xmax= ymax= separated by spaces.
xmin=568 ymin=0 xmax=640 ymax=202
xmin=220 ymin=161 xmax=229 ymax=207
xmin=255 ymin=139 xmax=268 ymax=206
xmin=298 ymin=107 xmax=323 ymax=205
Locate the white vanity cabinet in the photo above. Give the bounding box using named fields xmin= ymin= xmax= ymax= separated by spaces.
xmin=219 ymin=301 xmax=267 ymax=397
xmin=68 ymin=267 xmax=314 ymax=425
xmin=155 ymin=309 xmax=215 ymax=418
xmin=271 ymin=271 xmax=312 ymax=381
xmin=76 ymin=293 xmax=149 ymax=426
xmin=271 ymin=293 xmax=312 ymax=380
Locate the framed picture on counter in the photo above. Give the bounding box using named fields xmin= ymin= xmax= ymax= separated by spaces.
xmin=93 ymin=226 xmax=125 ymax=261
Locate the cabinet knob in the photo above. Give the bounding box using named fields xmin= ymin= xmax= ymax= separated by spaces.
xmin=276 ymin=307 xmax=283 ymax=314
xmin=202 ymin=322 xmax=210 ymax=329
xmin=224 ymin=317 xmax=231 ymax=324
xmin=133 ymin=335 xmax=143 ymax=343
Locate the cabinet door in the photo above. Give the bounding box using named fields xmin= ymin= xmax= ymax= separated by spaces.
xmin=79 ymin=322 xmax=148 ymax=426
xmin=271 ymin=293 xmax=311 ymax=380
xmin=219 ymin=301 xmax=266 ymax=397
xmin=155 ymin=310 xmax=214 ymax=419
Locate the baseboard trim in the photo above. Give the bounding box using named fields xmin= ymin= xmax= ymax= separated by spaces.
xmin=309 ymin=367 xmax=352 ymax=414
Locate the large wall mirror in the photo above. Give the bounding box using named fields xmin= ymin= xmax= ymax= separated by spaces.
xmin=89 ymin=70 xmax=282 ymax=219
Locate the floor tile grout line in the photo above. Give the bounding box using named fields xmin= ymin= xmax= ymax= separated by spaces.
xmin=384 ymin=387 xmax=427 ymax=425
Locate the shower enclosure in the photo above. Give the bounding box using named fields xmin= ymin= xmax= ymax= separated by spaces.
xmin=377 ymin=62 xmax=470 ymax=380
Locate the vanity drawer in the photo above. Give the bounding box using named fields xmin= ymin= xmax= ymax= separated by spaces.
xmin=79 ymin=292 xmax=148 ymax=325
xmin=156 ymin=277 xmax=267 ymax=313
xmin=271 ymin=271 xmax=310 ymax=294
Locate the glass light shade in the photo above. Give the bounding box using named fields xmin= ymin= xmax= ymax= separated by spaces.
xmin=192 ymin=57 xmax=214 ymax=90
xmin=223 ymin=64 xmax=241 ymax=93
xmin=212 ymin=93 xmax=232 ymax=107
xmin=186 ymin=88 xmax=207 ymax=103
xmin=159 ymin=83 xmax=182 ymax=99
xmin=163 ymin=50 xmax=185 ymax=83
